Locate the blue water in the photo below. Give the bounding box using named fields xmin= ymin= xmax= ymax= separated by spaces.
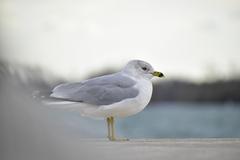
xmin=118 ymin=103 xmax=240 ymax=138
xmin=57 ymin=102 xmax=240 ymax=138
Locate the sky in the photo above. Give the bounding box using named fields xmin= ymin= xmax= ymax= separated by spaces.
xmin=0 ymin=0 xmax=240 ymax=81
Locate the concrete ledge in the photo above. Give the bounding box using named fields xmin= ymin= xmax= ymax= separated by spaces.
xmin=82 ymin=138 xmax=240 ymax=160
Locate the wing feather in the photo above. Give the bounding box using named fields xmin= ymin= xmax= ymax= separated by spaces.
xmin=50 ymin=73 xmax=139 ymax=105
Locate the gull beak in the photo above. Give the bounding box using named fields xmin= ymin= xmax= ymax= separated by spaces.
xmin=152 ymin=71 xmax=164 ymax=78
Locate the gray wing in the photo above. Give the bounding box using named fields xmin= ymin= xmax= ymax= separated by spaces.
xmin=50 ymin=73 xmax=139 ymax=105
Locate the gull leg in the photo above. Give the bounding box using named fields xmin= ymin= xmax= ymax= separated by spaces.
xmin=106 ymin=117 xmax=111 ymax=140
xmin=110 ymin=117 xmax=129 ymax=141
xmin=110 ymin=117 xmax=116 ymax=141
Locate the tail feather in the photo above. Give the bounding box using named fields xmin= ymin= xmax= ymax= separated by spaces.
xmin=43 ymin=98 xmax=102 ymax=119
xmin=33 ymin=90 xmax=102 ymax=119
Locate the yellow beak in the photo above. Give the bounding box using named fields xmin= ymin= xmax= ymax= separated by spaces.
xmin=152 ymin=71 xmax=164 ymax=78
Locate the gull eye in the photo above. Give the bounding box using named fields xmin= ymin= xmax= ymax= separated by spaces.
xmin=142 ymin=67 xmax=147 ymax=71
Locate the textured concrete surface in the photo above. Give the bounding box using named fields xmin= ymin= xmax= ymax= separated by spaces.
xmin=82 ymin=138 xmax=240 ymax=160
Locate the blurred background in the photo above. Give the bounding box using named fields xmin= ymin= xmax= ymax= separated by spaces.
xmin=1 ymin=0 xmax=240 ymax=159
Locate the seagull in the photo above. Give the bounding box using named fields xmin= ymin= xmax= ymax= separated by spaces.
xmin=49 ymin=60 xmax=164 ymax=141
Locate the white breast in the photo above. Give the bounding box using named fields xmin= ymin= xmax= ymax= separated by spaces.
xmin=132 ymin=78 xmax=153 ymax=113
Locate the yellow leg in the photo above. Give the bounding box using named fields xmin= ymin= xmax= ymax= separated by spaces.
xmin=109 ymin=117 xmax=129 ymax=141
xmin=106 ymin=117 xmax=111 ymax=140
xmin=110 ymin=117 xmax=116 ymax=141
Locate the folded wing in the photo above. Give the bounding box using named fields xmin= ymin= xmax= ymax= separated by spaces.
xmin=50 ymin=73 xmax=139 ymax=105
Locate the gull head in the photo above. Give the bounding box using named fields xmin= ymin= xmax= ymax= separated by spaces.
xmin=122 ymin=60 xmax=164 ymax=79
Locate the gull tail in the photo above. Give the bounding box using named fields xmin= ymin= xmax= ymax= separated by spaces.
xmin=32 ymin=90 xmax=102 ymax=119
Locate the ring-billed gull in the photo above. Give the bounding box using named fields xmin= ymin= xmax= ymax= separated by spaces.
xmin=49 ymin=60 xmax=164 ymax=141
